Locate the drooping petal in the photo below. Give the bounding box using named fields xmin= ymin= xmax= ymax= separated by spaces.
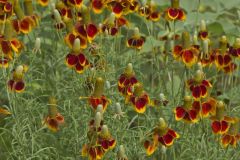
xmin=174 ymin=106 xmax=186 ymax=121
xmin=211 ymin=121 xmax=221 ymax=134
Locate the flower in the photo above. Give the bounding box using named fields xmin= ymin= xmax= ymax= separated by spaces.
xmin=221 ymin=118 xmax=240 ymax=148
xmin=8 ymin=65 xmax=27 ymax=93
xmin=138 ymin=1 xmax=160 ymax=22
xmin=198 ymin=20 xmax=208 ymax=40
xmin=126 ymin=27 xmax=145 ymax=50
xmin=165 ymin=0 xmax=186 ymax=21
xmin=113 ymin=102 xmax=125 ymax=119
xmin=186 ymin=70 xmax=212 ymax=100
xmin=174 ymin=96 xmax=199 ymax=123
xmin=173 ymin=31 xmax=199 ymax=67
xmin=192 ymin=97 xmax=217 ymax=118
xmin=65 ymin=38 xmax=90 ymax=73
xmin=89 ymin=77 xmax=110 ymax=111
xmin=43 ymin=97 xmax=64 ymax=132
xmin=210 ymin=101 xmax=233 ymax=135
xmin=118 ymin=63 xmax=138 ymax=98
xmin=129 ymin=83 xmax=150 ymax=113
xmin=144 ymin=118 xmax=179 ymax=155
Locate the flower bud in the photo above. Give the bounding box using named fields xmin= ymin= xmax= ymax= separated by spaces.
xmin=73 ymin=38 xmax=81 ymax=53
xmin=96 ymin=104 xmax=103 ymax=117
xmin=94 ymin=112 xmax=102 ymax=128
xmin=161 ymin=145 xmax=167 ymax=154
xmin=34 ymin=37 xmax=41 ymax=51
xmin=108 ymin=13 xmax=116 ymax=25
xmin=115 ymin=102 xmax=122 ymax=114
xmin=105 ymin=80 xmax=111 ymax=89
xmin=117 ymin=145 xmax=128 ymax=159
xmin=53 ymin=9 xmax=62 ymax=24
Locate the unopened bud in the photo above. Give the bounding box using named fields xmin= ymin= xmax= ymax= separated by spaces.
xmin=161 ymin=145 xmax=167 ymax=154
xmin=96 ymin=104 xmax=103 ymax=115
xmin=108 ymin=13 xmax=115 ymax=25
xmin=115 ymin=102 xmax=122 ymax=114
xmin=34 ymin=38 xmax=41 ymax=51
xmin=105 ymin=80 xmax=111 ymax=89
xmin=94 ymin=112 xmax=102 ymax=128
xmin=117 ymin=145 xmax=127 ymax=159
xmin=53 ymin=9 xmax=62 ymax=24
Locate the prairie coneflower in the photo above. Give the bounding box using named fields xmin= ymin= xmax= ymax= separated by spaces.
xmin=221 ymin=118 xmax=240 ymax=148
xmin=186 ymin=70 xmax=212 ymax=100
xmin=173 ymin=31 xmax=199 ymax=67
xmin=138 ymin=1 xmax=160 ymax=22
xmin=165 ymin=0 xmax=186 ymax=21
xmin=127 ymin=27 xmax=145 ymax=50
xmin=144 ymin=118 xmax=179 ymax=155
xmin=129 ymin=83 xmax=150 ymax=113
xmin=118 ymin=63 xmax=138 ymax=98
xmin=43 ymin=97 xmax=64 ymax=132
xmin=88 ymin=77 xmax=110 ymax=112
xmin=174 ymin=96 xmax=199 ymax=123
xmin=198 ymin=20 xmax=208 ymax=40
xmin=65 ymin=38 xmax=90 ymax=73
xmin=210 ymin=101 xmax=234 ymax=135
xmin=8 ymin=65 xmax=27 ymax=93
xmin=192 ymin=97 xmax=217 ymax=118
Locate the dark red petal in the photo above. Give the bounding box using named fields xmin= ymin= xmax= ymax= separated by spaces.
xmin=211 ymin=121 xmax=221 ymax=134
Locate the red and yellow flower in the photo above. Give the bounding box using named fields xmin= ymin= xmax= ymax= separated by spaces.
xmin=221 ymin=118 xmax=240 ymax=148
xmin=8 ymin=65 xmax=27 ymax=93
xmin=43 ymin=97 xmax=64 ymax=132
xmin=174 ymin=96 xmax=199 ymax=123
xmin=210 ymin=101 xmax=233 ymax=135
xmin=192 ymin=97 xmax=217 ymax=118
xmin=127 ymin=27 xmax=145 ymax=50
xmin=173 ymin=31 xmax=199 ymax=67
xmin=129 ymin=83 xmax=150 ymax=113
xmin=198 ymin=20 xmax=208 ymax=40
xmin=138 ymin=1 xmax=160 ymax=22
xmin=88 ymin=77 xmax=110 ymax=112
xmin=65 ymin=38 xmax=90 ymax=73
xmin=118 ymin=63 xmax=138 ymax=97
xmin=37 ymin=0 xmax=49 ymax=7
xmin=186 ymin=70 xmax=212 ymax=100
xmin=165 ymin=0 xmax=185 ymax=21
xmin=144 ymin=118 xmax=179 ymax=155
